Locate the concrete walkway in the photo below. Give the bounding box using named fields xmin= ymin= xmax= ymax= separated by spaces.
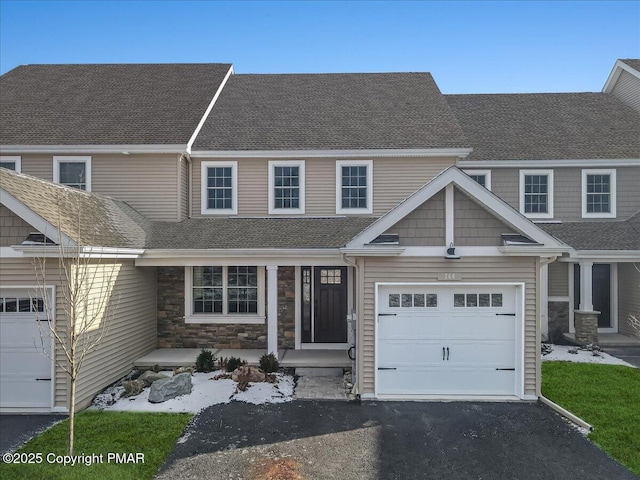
xmin=294 ymin=368 xmax=348 ymax=400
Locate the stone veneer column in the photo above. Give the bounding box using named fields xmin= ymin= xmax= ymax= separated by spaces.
xmin=574 ymin=310 xmax=599 ymax=345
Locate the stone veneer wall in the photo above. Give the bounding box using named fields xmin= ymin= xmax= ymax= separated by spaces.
xmin=548 ymin=301 xmax=570 ymax=344
xmin=157 ymin=266 xmax=295 ymax=349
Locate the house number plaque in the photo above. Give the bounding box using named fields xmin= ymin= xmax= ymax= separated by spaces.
xmin=437 ymin=273 xmax=461 ymax=281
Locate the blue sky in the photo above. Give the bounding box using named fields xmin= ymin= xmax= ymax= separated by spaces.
xmin=1 ymin=0 xmax=638 ymax=93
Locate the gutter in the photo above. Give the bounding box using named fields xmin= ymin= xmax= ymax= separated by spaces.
xmin=539 ymin=395 xmax=593 ymax=432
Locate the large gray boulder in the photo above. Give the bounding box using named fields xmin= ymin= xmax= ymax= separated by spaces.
xmin=148 ymin=373 xmax=192 ymax=403
xmin=138 ymin=370 xmax=169 ymax=387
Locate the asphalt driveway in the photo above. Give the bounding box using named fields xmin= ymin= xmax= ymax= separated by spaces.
xmin=0 ymin=414 xmax=63 ymax=455
xmin=606 ymin=346 xmax=640 ymax=368
xmin=157 ymin=401 xmax=637 ymax=480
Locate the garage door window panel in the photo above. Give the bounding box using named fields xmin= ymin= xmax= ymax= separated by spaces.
xmin=388 ymin=292 xmax=438 ymax=308
xmin=454 ymin=293 xmax=503 ymax=308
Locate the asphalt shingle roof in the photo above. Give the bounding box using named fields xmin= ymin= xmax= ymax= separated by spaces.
xmin=446 ymin=93 xmax=640 ymax=161
xmin=193 ymin=73 xmax=469 ymax=151
xmin=540 ymin=213 xmax=640 ymax=251
xmin=147 ymin=217 xmax=377 ymax=249
xmin=621 ymin=59 xmax=640 ymax=71
xmin=0 ymin=63 xmax=231 ymax=145
xmin=0 ymin=168 xmax=150 ymax=248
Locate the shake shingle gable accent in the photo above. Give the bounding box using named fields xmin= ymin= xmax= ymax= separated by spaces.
xmin=0 ymin=63 xmax=232 ymax=146
xmin=192 ymin=73 xmax=470 ymax=151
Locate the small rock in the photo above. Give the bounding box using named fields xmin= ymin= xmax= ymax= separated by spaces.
xmin=138 ymin=370 xmax=168 ymax=387
xmin=93 ymin=393 xmax=115 ymax=408
xmin=173 ymin=366 xmax=194 ymax=375
xmin=149 ymin=372 xmax=193 ymax=403
xmin=232 ymin=365 xmax=265 ymax=383
xmin=123 ymin=379 xmax=145 ymax=397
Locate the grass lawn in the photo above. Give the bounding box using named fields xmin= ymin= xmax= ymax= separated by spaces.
xmin=0 ymin=411 xmax=192 ymax=480
xmin=542 ymin=361 xmax=640 ymax=476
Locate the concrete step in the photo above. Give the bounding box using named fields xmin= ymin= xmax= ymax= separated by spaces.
xmin=295 ymin=367 xmax=344 ymax=377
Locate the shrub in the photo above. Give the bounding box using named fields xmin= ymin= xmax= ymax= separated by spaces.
xmin=259 ymin=352 xmax=279 ymax=373
xmin=195 ymin=349 xmax=217 ymax=373
xmin=226 ymin=356 xmax=244 ymax=372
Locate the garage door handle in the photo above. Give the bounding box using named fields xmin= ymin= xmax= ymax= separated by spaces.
xmin=378 ymin=313 xmax=397 ymax=316
xmin=377 ymin=367 xmax=397 ymax=371
xmin=36 ymin=378 xmax=51 ymax=381
xmin=442 ymin=347 xmax=445 ymax=360
xmin=446 ymin=347 xmax=449 ymax=360
xmin=495 ymin=313 xmax=516 ymax=316
xmin=495 ymin=368 xmax=515 ymax=371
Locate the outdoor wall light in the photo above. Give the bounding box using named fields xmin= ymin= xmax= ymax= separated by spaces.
xmin=445 ymin=243 xmax=460 ymax=260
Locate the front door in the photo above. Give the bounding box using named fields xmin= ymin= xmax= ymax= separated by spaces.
xmin=301 ymin=267 xmax=348 ymax=343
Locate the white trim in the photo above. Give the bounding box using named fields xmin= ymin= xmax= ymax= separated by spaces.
xmin=200 ymin=161 xmax=238 ymax=215
xmin=373 ymin=395 xmax=524 ymax=402
xmin=184 ymin=266 xmax=266 ymax=324
xmin=187 ymin=65 xmax=234 ymax=155
xmin=569 ymin=251 xmax=640 ymax=261
xmin=0 ymin=190 xmax=75 ymax=247
xmin=603 ymin=59 xmax=640 ymax=93
xmin=268 ymin=160 xmax=306 ymax=215
xmin=346 ymin=166 xmax=565 ymax=249
xmin=581 ymin=169 xmax=616 ymax=218
xmin=569 ymin=264 xmax=575 ymax=333
xmin=462 ymin=169 xmax=491 ymax=190
xmin=294 ymin=266 xmax=302 ymax=350
xmin=445 ymin=184 xmax=454 ymax=247
xmin=374 ymin=282 xmax=527 ymax=400
xmin=458 ymin=159 xmax=640 ymax=168
xmin=541 ymin=264 xmax=549 ymax=339
xmin=0 ymin=155 xmax=21 ymax=172
xmin=0 ymin=246 xmax=23 ymax=258
xmin=300 ymin=343 xmax=349 ymax=350
xmin=539 ymin=395 xmax=593 ymax=431
xmin=267 ymin=265 xmax=278 ymax=358
xmin=190 ymin=147 xmax=473 ymax=159
xmin=336 ymin=160 xmax=373 ymax=215
xmin=1 ymin=145 xmax=187 ymax=154
xmin=53 ymin=156 xmax=92 ymax=192
xmin=519 ymin=169 xmax=553 ymax=219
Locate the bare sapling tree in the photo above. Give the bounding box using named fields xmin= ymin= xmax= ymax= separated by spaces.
xmin=32 ymin=195 xmax=120 ymax=456
xmin=629 ymin=263 xmax=640 ymax=339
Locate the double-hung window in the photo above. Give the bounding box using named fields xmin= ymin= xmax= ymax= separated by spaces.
xmin=0 ymin=156 xmax=21 ymax=172
xmin=187 ymin=266 xmax=264 ymax=323
xmin=463 ymin=169 xmax=491 ymax=190
xmin=268 ymin=161 xmax=305 ymax=214
xmin=53 ymin=156 xmax=91 ymax=191
xmin=201 ymin=161 xmax=237 ymax=215
xmin=519 ymin=170 xmax=553 ymax=219
xmin=336 ymin=160 xmax=373 ymax=214
xmin=582 ymin=169 xmax=616 ymax=218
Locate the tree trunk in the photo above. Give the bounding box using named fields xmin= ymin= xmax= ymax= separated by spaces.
xmin=69 ymin=374 xmax=76 ymax=456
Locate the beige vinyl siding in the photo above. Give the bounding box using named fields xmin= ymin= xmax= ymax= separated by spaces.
xmin=179 ymin=155 xmax=189 ymax=220
xmin=74 ymin=260 xmax=157 ymax=409
xmin=385 ymin=190 xmax=445 ymax=246
xmin=454 ymin=188 xmax=515 ymax=246
xmin=358 ymin=256 xmax=538 ymax=397
xmin=192 ymin=156 xmax=456 ymax=217
xmin=491 ymin=166 xmax=640 ymax=221
xmin=0 ymin=257 xmax=69 ymax=408
xmin=618 ymin=263 xmax=640 ymax=337
xmin=548 ymin=261 xmax=568 ymax=297
xmin=19 ymin=153 xmax=182 ymax=221
xmin=0 ymin=205 xmax=34 ymax=246
xmin=611 ymin=70 xmax=640 ymax=112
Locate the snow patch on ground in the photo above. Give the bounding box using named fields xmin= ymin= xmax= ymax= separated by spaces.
xmin=100 ymin=371 xmax=294 ymax=413
xmin=542 ymin=344 xmax=635 ymax=367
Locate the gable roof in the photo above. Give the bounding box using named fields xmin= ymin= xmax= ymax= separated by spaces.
xmin=346 ymin=166 xmax=565 ymax=250
xmin=540 ymin=212 xmax=640 ymax=251
xmin=192 ymin=73 xmax=470 ymax=152
xmin=620 ymin=59 xmax=640 ymax=72
xmin=446 ymin=92 xmax=640 ymax=161
xmin=0 ymin=168 xmax=150 ymax=248
xmin=0 ymin=63 xmax=232 ymax=147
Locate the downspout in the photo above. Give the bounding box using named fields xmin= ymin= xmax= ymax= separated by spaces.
xmin=342 ymin=253 xmax=359 ymax=396
xmin=184 ymin=154 xmax=193 ymax=219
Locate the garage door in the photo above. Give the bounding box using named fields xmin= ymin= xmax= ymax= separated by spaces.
xmin=377 ymin=284 xmax=520 ymax=397
xmin=0 ymin=288 xmax=53 ymax=409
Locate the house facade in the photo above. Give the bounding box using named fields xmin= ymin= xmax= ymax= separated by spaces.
xmin=0 ymin=60 xmax=638 ymax=413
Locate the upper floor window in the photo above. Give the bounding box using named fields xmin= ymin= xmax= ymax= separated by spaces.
xmin=519 ymin=169 xmax=553 ymax=219
xmin=463 ymin=169 xmax=491 ymax=190
xmin=582 ymin=169 xmax=616 ymax=218
xmin=201 ymin=161 xmax=237 ymax=215
xmin=268 ymin=160 xmax=305 ymax=214
xmin=0 ymin=156 xmax=21 ymax=172
xmin=53 ymin=156 xmax=91 ymax=191
xmin=187 ymin=266 xmax=264 ymax=323
xmin=336 ymin=160 xmax=373 ymax=214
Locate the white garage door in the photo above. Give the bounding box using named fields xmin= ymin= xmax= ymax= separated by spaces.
xmin=0 ymin=288 xmax=53 ymax=409
xmin=377 ymin=284 xmax=520 ymax=397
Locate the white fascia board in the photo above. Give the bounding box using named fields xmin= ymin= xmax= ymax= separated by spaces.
xmin=0 ymin=189 xmax=75 ymax=247
xmin=603 ymin=60 xmax=640 ymax=93
xmin=187 ymin=65 xmax=234 ymax=155
xmin=498 ymin=246 xmax=572 ymax=257
xmin=13 ymin=246 xmax=144 ymax=259
xmin=0 ymin=145 xmax=187 ymax=154
xmin=339 ymin=247 xmax=405 ymax=256
xmin=458 ymin=159 xmax=640 ymax=168
xmin=346 ymin=166 xmax=564 ymax=249
xmin=569 ymin=250 xmax=640 ymax=261
xmin=189 ymin=148 xmax=473 ymax=159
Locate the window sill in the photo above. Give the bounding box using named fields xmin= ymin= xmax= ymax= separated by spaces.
xmin=582 ymin=212 xmax=616 ymax=219
xmin=185 ymin=315 xmax=265 ymax=325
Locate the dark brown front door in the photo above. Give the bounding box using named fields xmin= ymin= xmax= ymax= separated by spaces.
xmin=314 ymin=267 xmax=348 ymax=343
